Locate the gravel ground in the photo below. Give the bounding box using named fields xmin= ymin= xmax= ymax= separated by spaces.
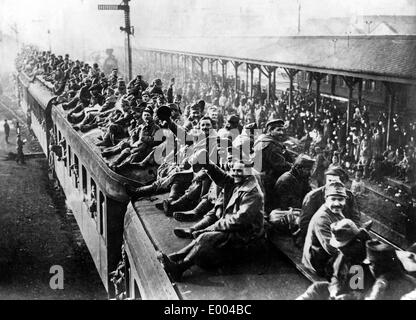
xmin=0 ymin=93 xmax=107 ymax=300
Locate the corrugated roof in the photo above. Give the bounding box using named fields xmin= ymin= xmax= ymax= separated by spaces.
xmin=138 ymin=35 xmax=416 ymax=83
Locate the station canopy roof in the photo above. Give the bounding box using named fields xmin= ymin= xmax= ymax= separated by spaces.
xmin=138 ymin=35 xmax=416 ymax=85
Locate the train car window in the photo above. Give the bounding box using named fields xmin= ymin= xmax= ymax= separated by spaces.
xmin=81 ymin=165 xmax=87 ymax=195
xmin=99 ymin=191 xmax=105 ymax=238
xmin=90 ymin=179 xmax=98 ymax=220
xmin=73 ymin=154 xmax=79 ymax=189
xmin=68 ymin=145 xmax=72 ymax=176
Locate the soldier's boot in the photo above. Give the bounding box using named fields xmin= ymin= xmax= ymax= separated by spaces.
xmin=109 ymin=149 xmax=131 ymax=169
xmin=173 ymin=215 xmax=215 ymax=239
xmin=96 ymin=133 xmax=112 ymax=147
xmin=80 ymin=123 xmax=97 ymax=133
xmin=125 ymin=183 xmax=157 ymax=199
xmin=173 ymin=199 xmax=214 ymax=223
xmin=157 ymin=252 xmax=192 ymax=282
xmin=155 ymin=183 xmax=183 ymax=211
xmin=162 ymin=195 xmax=195 ymax=217
xmin=131 ymin=150 xmax=156 ymax=169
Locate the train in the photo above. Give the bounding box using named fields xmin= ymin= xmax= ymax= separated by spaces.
xmin=16 ymin=72 xmax=158 ymax=297
xmin=16 ymin=68 xmax=415 ymax=300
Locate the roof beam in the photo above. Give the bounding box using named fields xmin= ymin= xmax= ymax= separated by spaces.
xmin=140 ymin=48 xmax=416 ymax=85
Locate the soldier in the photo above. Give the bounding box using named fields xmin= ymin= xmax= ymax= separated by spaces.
xmin=272 ymin=154 xmax=315 ymax=211
xmin=253 ymin=118 xmax=293 ymax=213
xmin=110 ymin=106 xmax=160 ymax=171
xmin=302 ymin=182 xmax=349 ymax=278
xmin=296 ymin=166 xmax=361 ymax=246
xmin=4 ymin=120 xmax=10 ymax=144
xmin=297 ymin=219 xmax=374 ymax=300
xmin=16 ymin=134 xmax=25 ymax=164
xmin=364 ymin=240 xmax=416 ymax=300
xmin=157 ymin=152 xmax=265 ymax=281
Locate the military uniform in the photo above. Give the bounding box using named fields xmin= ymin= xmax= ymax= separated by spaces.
xmin=302 ymin=204 xmax=345 ymax=277
xmin=253 ymin=133 xmax=292 ymax=212
xmin=273 ymin=167 xmax=312 ymax=211
xmin=299 ymin=187 xmax=361 ymax=240
xmin=165 ymin=163 xmax=265 ymax=272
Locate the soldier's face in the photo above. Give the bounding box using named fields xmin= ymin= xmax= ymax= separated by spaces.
xmin=142 ymin=112 xmax=152 ymax=123
xmin=199 ymin=120 xmax=212 ymax=135
xmin=325 ymin=195 xmax=346 ymax=215
xmin=270 ymin=125 xmax=285 ymax=140
xmin=142 ymin=95 xmax=150 ymax=103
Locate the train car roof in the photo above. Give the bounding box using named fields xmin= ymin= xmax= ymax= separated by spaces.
xmin=28 ymin=79 xmax=56 ymax=110
xmin=51 ymin=104 xmax=157 ymax=198
xmin=124 ymin=193 xmax=310 ymax=300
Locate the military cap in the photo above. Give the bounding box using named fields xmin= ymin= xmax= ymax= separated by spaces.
xmin=266 ymin=118 xmax=285 ymax=128
xmin=325 ymin=181 xmax=347 ymax=198
xmin=363 ymin=240 xmax=398 ymax=265
xmin=190 ymin=103 xmax=201 ymax=111
xmin=294 ymin=154 xmax=315 ymax=169
xmin=143 ymin=106 xmax=154 ymax=116
xmin=197 ymin=100 xmax=206 ymax=113
xmin=325 ymin=165 xmax=349 ymax=182
xmin=227 ymin=115 xmax=240 ymax=124
xmin=330 ymin=219 xmax=361 ymax=248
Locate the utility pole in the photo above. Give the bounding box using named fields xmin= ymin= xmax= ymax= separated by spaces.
xmin=98 ymin=0 xmax=134 ymax=81
xmin=297 ymin=0 xmax=301 ymax=34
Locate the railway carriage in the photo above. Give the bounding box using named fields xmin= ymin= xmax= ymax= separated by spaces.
xmin=17 ymin=71 xmax=157 ymax=297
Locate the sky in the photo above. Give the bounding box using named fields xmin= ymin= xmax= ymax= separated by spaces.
xmin=0 ymin=0 xmax=415 ymax=67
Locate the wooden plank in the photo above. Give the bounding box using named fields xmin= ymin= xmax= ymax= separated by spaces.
xmin=124 ymin=204 xmax=179 ymax=300
xmin=268 ymin=234 xmax=324 ymax=283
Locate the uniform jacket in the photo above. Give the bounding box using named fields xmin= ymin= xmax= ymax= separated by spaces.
xmin=204 ymin=164 xmax=265 ymax=243
xmin=135 ymin=121 xmax=160 ymax=147
xmin=253 ymin=134 xmax=292 ymax=178
xmin=273 ymin=168 xmax=312 ymax=211
xmin=302 ymin=204 xmax=345 ymax=276
xmin=299 ymin=186 xmax=361 ymax=238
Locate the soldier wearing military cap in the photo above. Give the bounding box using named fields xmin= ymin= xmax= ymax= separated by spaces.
xmin=302 ymin=182 xmax=350 ymax=277
xmin=157 ymin=150 xmax=265 ymax=282
xmin=298 ymin=219 xmax=374 ymax=300
xmin=253 ymin=118 xmax=293 ymax=213
xmin=297 ymin=165 xmax=361 ymax=246
xmin=364 ymin=240 xmax=416 ymax=300
xmin=272 ymin=154 xmax=315 ymax=212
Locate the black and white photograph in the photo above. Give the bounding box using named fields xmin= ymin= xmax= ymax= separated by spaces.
xmin=0 ymin=0 xmax=416 ymax=304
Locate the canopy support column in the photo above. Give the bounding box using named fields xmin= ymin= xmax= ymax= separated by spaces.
xmin=284 ymin=68 xmax=299 ymax=110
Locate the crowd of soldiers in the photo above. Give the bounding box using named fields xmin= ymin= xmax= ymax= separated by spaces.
xmin=16 ymin=46 xmax=416 ymax=300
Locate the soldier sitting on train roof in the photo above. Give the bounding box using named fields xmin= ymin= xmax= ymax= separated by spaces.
xmin=62 ymin=77 xmax=92 ymax=111
xmin=253 ymin=118 xmax=293 ymax=213
xmin=96 ymin=97 xmax=135 ymax=147
xmin=295 ymin=166 xmax=361 ymax=247
xmin=155 ymin=115 xmax=220 ymax=207
xmin=302 ymin=182 xmax=351 ymax=278
xmin=108 ymin=107 xmax=161 ymax=172
xmin=73 ymin=87 xmax=118 ymax=133
xmin=157 ymin=151 xmax=265 ymax=282
xmin=297 ymin=219 xmax=373 ymax=300
xmin=271 ymin=154 xmax=315 ymax=212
